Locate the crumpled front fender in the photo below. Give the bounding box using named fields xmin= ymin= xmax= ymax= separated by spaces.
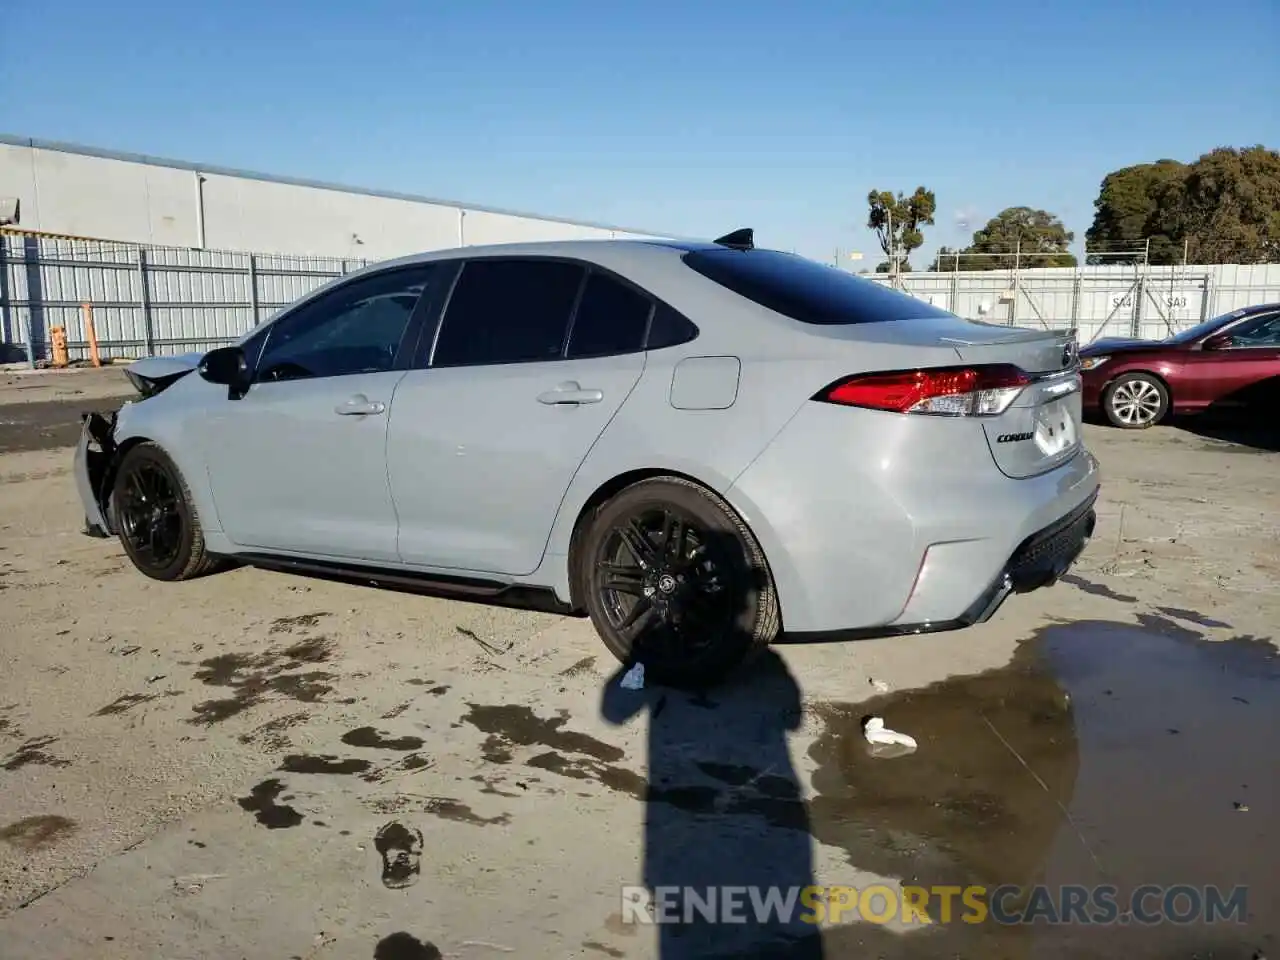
xmin=74 ymin=410 xmax=120 ymax=538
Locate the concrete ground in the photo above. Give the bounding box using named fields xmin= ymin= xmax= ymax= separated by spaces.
xmin=0 ymin=367 xmax=1275 ymax=959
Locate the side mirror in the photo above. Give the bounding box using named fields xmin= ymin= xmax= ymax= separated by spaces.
xmin=198 ymin=346 xmax=250 ymax=397
xmin=1202 ymin=333 xmax=1233 ymax=351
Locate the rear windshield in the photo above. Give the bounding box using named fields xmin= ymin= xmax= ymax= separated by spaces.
xmin=682 ymin=248 xmax=956 ymax=325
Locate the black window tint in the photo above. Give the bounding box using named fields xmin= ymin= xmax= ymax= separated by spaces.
xmin=256 ymin=266 xmax=435 ymax=381
xmin=433 ymin=259 xmax=585 ymax=366
xmin=682 ymin=249 xmax=956 ymax=325
xmin=646 ymin=302 xmax=699 ymax=349
xmin=1233 ymin=312 xmax=1280 ymax=346
xmin=566 ymin=273 xmax=652 ymax=358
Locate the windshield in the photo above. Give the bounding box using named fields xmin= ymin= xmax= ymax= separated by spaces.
xmin=1163 ymin=311 xmax=1242 ymax=344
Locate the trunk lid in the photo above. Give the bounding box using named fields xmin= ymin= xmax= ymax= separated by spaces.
xmin=940 ymin=323 xmax=1082 ymax=480
xmin=813 ymin=315 xmax=1084 ymax=479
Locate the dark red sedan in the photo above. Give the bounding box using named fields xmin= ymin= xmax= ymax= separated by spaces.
xmin=1079 ymin=302 xmax=1280 ymax=428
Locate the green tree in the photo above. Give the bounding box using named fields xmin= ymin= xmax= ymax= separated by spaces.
xmin=867 ymin=187 xmax=936 ymax=273
xmin=1152 ymin=145 xmax=1280 ymax=264
xmin=932 ymin=207 xmax=1077 ymax=271
xmin=1085 ymin=160 xmax=1186 ymax=264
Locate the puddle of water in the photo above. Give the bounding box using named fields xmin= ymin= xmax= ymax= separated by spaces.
xmin=341 ymin=727 xmax=424 ymax=751
xmin=562 ymin=656 xmax=598 ymax=677
xmin=268 ymin=613 xmax=330 ymax=634
xmin=464 ymin=703 xmax=624 ymax=762
xmin=236 ymin=778 xmax=303 ymax=829
xmin=0 ymin=814 xmax=76 ymax=850
xmin=373 ymin=932 xmax=442 ymax=960
xmin=94 ymin=693 xmax=159 ymax=716
xmin=804 ymin=618 xmax=1277 ymax=958
xmin=189 ymin=647 xmax=336 ymax=725
xmin=581 ymin=940 xmax=626 ymax=957
xmin=279 ymin=754 xmax=372 ymax=775
xmin=2 ymin=736 xmax=71 ymax=770
xmin=419 ymin=798 xmax=511 ymax=827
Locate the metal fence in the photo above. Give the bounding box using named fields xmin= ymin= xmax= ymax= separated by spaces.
xmin=0 ymin=231 xmax=369 ymax=365
xmin=3 ymin=230 xmax=1280 ymax=365
xmin=871 ymin=261 xmax=1280 ymax=343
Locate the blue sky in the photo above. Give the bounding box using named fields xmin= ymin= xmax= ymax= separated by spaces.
xmin=3 ymin=0 xmax=1277 ymax=267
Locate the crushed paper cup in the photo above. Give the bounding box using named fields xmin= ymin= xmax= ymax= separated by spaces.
xmin=862 ymin=715 xmax=917 ymax=755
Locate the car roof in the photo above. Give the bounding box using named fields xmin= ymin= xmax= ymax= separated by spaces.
xmin=357 ymin=237 xmax=726 ymax=272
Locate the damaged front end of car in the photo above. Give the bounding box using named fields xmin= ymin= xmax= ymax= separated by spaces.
xmin=74 ymin=351 xmax=205 ymax=538
xmin=76 ymin=409 xmax=121 ymax=537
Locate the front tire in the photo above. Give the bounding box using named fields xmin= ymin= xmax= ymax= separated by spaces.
xmin=1103 ymin=373 xmax=1169 ymax=429
xmin=111 ymin=442 xmax=219 ymax=581
xmin=576 ymin=477 xmax=779 ymax=690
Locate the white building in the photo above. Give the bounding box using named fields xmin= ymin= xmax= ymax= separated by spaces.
xmin=0 ymin=135 xmax=667 ymax=260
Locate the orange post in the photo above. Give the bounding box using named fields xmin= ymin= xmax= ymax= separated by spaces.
xmin=50 ymin=326 xmax=69 ymax=367
xmin=81 ymin=302 xmax=101 ymax=367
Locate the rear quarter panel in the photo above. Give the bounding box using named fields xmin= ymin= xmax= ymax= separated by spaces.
xmin=536 ymin=350 xmax=818 ymax=589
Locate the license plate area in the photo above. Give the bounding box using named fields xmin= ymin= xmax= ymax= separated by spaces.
xmin=1032 ymin=396 xmax=1079 ymax=458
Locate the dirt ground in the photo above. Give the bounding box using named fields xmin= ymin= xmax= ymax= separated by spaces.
xmin=0 ymin=367 xmax=1275 ymax=959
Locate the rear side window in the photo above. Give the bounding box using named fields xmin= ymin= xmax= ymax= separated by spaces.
xmin=646 ymin=302 xmax=699 ymax=349
xmin=433 ymin=259 xmax=585 ymax=366
xmin=682 ymin=249 xmax=956 ymax=325
xmin=567 ymin=273 xmax=653 ymax=359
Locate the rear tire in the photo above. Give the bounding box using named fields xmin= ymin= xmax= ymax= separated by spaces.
xmin=112 ymin=442 xmax=220 ymax=581
xmin=576 ymin=477 xmax=779 ymax=690
xmin=1103 ymin=373 xmax=1168 ymax=429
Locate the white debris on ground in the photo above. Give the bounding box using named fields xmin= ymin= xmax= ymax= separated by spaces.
xmin=619 ymin=662 xmax=645 ymax=690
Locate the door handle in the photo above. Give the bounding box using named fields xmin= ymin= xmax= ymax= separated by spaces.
xmin=537 ymin=381 xmax=604 ymax=405
xmin=335 ymin=394 xmax=386 ymax=416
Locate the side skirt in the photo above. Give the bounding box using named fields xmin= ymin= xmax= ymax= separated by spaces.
xmin=237 ymin=552 xmax=583 ymax=617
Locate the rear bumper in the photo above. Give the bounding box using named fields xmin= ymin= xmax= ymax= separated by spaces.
xmin=786 ymin=489 xmax=1097 ymax=644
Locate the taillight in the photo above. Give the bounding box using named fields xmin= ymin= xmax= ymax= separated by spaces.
xmin=814 ymin=364 xmax=1031 ymax=417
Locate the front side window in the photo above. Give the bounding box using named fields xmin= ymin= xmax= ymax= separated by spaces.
xmin=432 ymin=259 xmax=586 ymax=367
xmin=256 ymin=266 xmax=437 ymax=382
xmin=566 ymin=272 xmax=653 ymax=359
xmin=682 ymin=248 xmax=957 ymax=325
xmin=1165 ymin=310 xmax=1245 ymax=344
xmin=1230 ymin=312 xmax=1280 ymax=347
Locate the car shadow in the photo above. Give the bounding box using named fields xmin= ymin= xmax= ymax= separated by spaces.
xmin=601 ymin=649 xmax=822 ymax=958
xmin=1172 ymin=381 xmax=1280 ymax=452
xmin=1174 ymin=413 xmax=1280 ymax=453
xmin=1086 ymin=405 xmax=1279 ymax=453
xmin=597 ymin=520 xmax=822 ymax=958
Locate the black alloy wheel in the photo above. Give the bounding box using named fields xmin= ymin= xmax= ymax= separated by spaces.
xmin=579 ymin=478 xmax=778 ymax=689
xmin=118 ymin=459 xmax=184 ymax=570
xmin=111 ymin=442 xmax=219 ymax=581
